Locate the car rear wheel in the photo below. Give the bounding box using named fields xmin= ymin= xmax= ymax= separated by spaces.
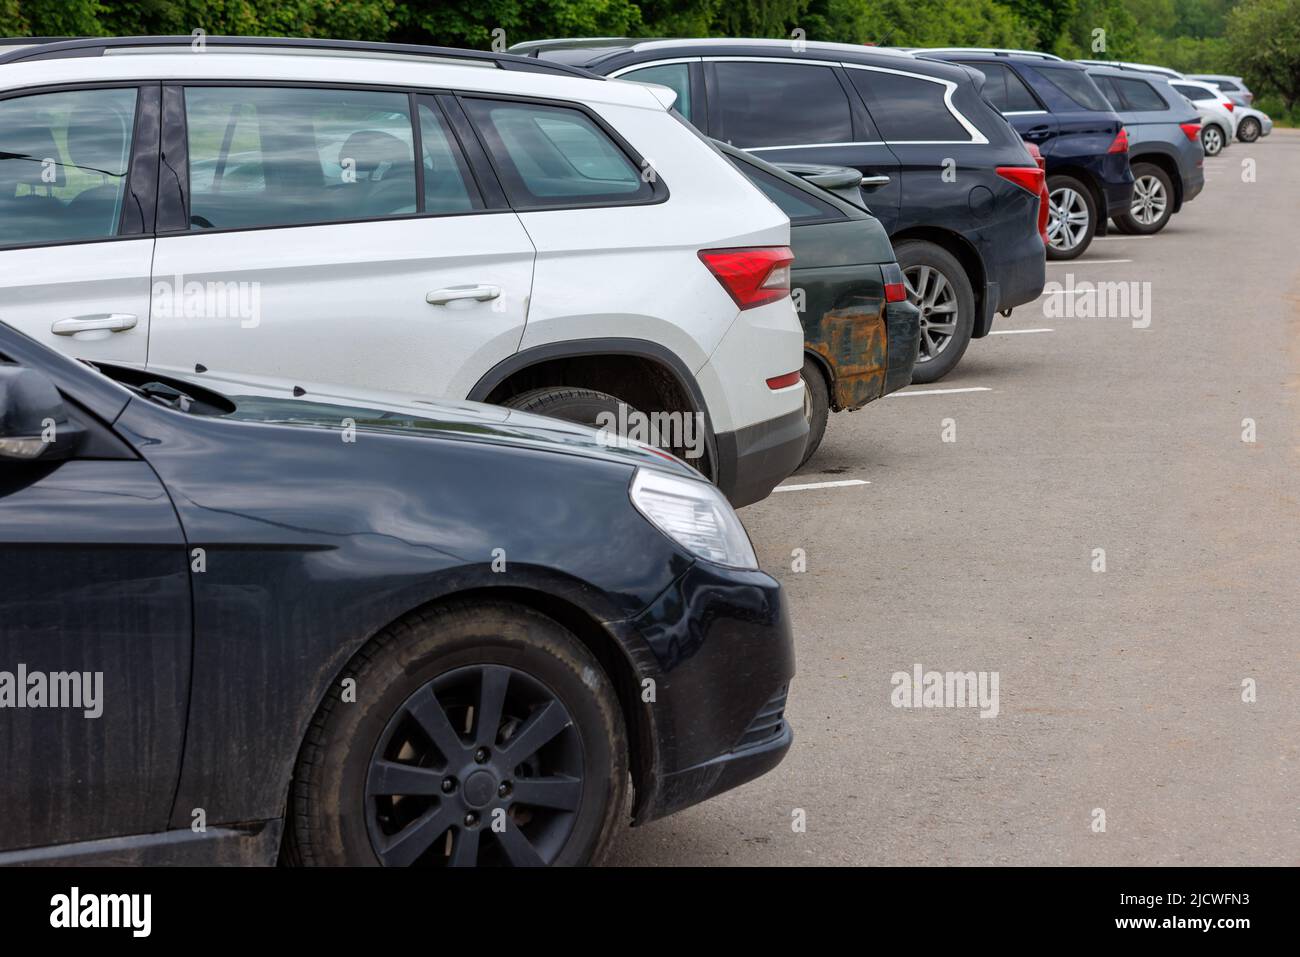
xmin=895 ymin=240 xmax=975 ymax=384
xmin=1237 ymin=117 xmax=1261 ymax=143
xmin=284 ymin=601 xmax=629 ymax=867
xmin=1045 ymin=175 xmax=1097 ymax=260
xmin=1201 ymin=124 xmax=1225 ymax=156
xmin=798 ymin=356 xmax=829 ymax=467
xmin=1113 ymin=163 xmax=1174 ymax=235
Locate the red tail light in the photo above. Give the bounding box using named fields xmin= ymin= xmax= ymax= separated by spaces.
xmin=1223 ymin=101 xmax=1234 ymax=112
xmin=1107 ymin=127 xmax=1129 ymax=153
xmin=765 ymin=371 xmax=802 ymax=390
xmin=1179 ymin=121 xmax=1202 ymax=142
xmin=698 ymin=246 xmax=794 ymax=310
xmin=882 ymin=262 xmax=907 ymax=303
xmin=1000 ymin=162 xmax=1050 ymax=244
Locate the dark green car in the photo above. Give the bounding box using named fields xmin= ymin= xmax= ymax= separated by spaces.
xmin=715 ymin=141 xmax=921 ymax=465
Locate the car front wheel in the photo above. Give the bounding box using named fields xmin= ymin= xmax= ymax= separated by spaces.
xmin=1237 ymin=117 xmax=1261 ymax=143
xmin=1046 ymin=175 xmax=1097 ymax=260
xmin=284 ymin=601 xmax=629 ymax=867
xmin=895 ymin=240 xmax=975 ymax=384
xmin=1201 ymin=124 xmax=1225 ymax=156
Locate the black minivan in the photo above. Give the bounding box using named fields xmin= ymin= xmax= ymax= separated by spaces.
xmin=0 ymin=320 xmax=794 ymax=866
xmin=515 ymin=38 xmax=1048 ymax=382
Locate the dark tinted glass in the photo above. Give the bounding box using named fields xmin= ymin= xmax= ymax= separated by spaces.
xmin=961 ymin=62 xmax=1039 ymax=112
xmin=1114 ymin=78 xmax=1169 ymax=112
xmin=714 ymin=61 xmax=854 ymax=147
xmin=416 ymin=102 xmax=481 ymax=213
xmin=848 ymin=69 xmax=971 ymax=141
xmin=1037 ymin=66 xmax=1113 ymax=111
xmin=735 ymin=163 xmax=843 ymax=225
xmin=1090 ymin=74 xmax=1123 ymax=109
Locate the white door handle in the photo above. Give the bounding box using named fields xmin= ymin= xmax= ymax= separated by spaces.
xmin=51 ymin=313 xmax=138 ymax=335
xmin=426 ymin=285 xmax=501 ymax=305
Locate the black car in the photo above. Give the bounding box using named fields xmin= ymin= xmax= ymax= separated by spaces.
xmin=515 ymin=38 xmax=1047 ymax=383
xmin=0 ymin=321 xmax=794 ymax=866
xmin=918 ymin=50 xmax=1136 ymax=259
xmin=713 ymin=140 xmax=921 ymax=464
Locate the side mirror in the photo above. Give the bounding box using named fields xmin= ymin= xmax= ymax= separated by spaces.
xmin=0 ymin=363 xmax=83 ymax=462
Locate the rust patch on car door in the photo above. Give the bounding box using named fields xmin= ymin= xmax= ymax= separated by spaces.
xmin=807 ymin=299 xmax=888 ymax=411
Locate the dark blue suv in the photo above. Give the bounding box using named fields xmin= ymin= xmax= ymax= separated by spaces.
xmin=514 ymin=39 xmax=1048 ymax=384
xmin=920 ymin=49 xmax=1134 ymax=261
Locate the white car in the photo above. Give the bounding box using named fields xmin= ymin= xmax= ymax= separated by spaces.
xmin=1168 ymin=79 xmax=1238 ymax=156
xmin=0 ymin=36 xmax=808 ymax=506
xmin=1227 ymin=103 xmax=1272 ymax=143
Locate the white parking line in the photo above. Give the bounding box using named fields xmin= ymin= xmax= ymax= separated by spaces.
xmin=1047 ymin=259 xmax=1133 ymax=265
xmin=1094 ymin=234 xmax=1153 ymax=240
xmin=774 ymin=479 xmax=870 ymax=493
xmin=1039 ymin=287 xmax=1087 ymax=296
xmin=887 ymin=386 xmax=992 ymax=397
xmin=988 ymin=328 xmax=1054 ymax=335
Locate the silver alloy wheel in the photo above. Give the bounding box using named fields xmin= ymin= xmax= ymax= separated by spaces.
xmin=1047 ymin=186 xmax=1090 ymax=252
xmin=903 ymin=264 xmax=959 ymax=362
xmin=1203 ymin=126 xmax=1223 ymax=154
xmin=1130 ymin=174 xmax=1168 ymax=226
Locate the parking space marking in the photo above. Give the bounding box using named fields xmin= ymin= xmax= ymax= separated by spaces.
xmin=1094 ymin=234 xmax=1153 ymax=240
xmin=988 ymin=328 xmax=1054 ymax=335
xmin=1047 ymin=259 xmax=1132 ymax=265
xmin=887 ymin=386 xmax=992 ymax=397
xmin=774 ymin=479 xmax=870 ymax=493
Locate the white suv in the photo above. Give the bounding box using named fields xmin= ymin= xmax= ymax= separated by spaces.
xmin=0 ymin=36 xmax=807 ymax=506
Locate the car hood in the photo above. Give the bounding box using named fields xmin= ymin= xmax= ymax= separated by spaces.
xmin=124 ymin=366 xmax=703 ymax=480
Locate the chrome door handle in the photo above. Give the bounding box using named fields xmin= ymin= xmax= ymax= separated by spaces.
xmin=860 ymin=175 xmax=891 ymax=188
xmin=51 ymin=313 xmax=138 ymax=336
xmin=426 ymin=285 xmax=501 ymax=305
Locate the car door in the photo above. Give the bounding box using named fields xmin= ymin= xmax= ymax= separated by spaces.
xmin=0 ymin=84 xmax=158 ymax=366
xmin=147 ymin=84 xmax=534 ymax=401
xmin=703 ymin=58 xmax=903 ymax=232
xmin=0 ymin=359 xmax=190 ymax=852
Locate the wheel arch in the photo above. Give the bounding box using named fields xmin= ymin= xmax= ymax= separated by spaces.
xmin=888 ymin=226 xmax=988 ymax=335
xmin=1128 ymin=150 xmax=1183 ymax=212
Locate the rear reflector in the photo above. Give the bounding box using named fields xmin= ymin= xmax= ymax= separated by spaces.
xmin=1179 ymin=121 xmax=1202 ymax=142
xmin=882 ymin=262 xmax=907 ymax=303
xmin=1107 ymin=127 xmax=1129 ymax=153
xmin=766 ymin=371 xmax=802 ymax=391
xmin=698 ymin=246 xmax=795 ymax=310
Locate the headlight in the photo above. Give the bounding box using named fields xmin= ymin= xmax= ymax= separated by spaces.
xmin=629 ymin=468 xmax=758 ymax=570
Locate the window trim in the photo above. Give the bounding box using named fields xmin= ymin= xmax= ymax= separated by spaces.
xmin=0 ymin=81 xmax=158 ymax=253
xmin=453 ymin=91 xmax=669 ymax=214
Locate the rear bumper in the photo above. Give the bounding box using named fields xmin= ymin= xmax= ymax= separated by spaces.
xmin=714 ymin=406 xmax=808 ymax=508
xmin=612 ymin=562 xmax=797 ymax=824
xmin=977 ymin=228 xmax=1046 ymax=329
xmin=884 ymin=299 xmax=920 ymax=395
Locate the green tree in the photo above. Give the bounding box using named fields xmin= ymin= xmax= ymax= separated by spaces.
xmin=1227 ymin=0 xmax=1300 ymax=109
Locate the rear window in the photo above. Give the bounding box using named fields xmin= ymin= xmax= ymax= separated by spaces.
xmin=961 ymin=62 xmax=1040 ymax=113
xmin=733 ymin=162 xmax=844 ymax=225
xmin=1036 ymin=66 xmax=1113 ymax=111
xmin=713 ymin=61 xmax=855 ymax=148
xmin=462 ymin=98 xmax=654 ymax=208
xmin=1173 ymin=84 xmax=1215 ymax=102
xmin=1113 ymin=78 xmax=1169 ymax=112
xmin=847 ymin=69 xmax=972 ymax=141
xmin=1212 ymin=79 xmax=1240 ymax=91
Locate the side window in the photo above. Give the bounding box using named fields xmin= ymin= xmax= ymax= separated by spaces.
xmin=619 ymin=64 xmax=693 ymax=122
xmin=185 ymin=87 xmax=417 ymax=230
xmin=462 ymin=98 xmax=653 ymax=208
xmin=1214 ymin=79 xmax=1239 ymax=91
xmin=416 ymin=102 xmax=482 ymax=214
xmin=733 ymin=162 xmax=844 ymax=225
xmin=848 ymin=70 xmax=971 ymax=142
xmin=1001 ymin=66 xmax=1041 ymax=112
xmin=1114 ymin=78 xmax=1169 ymax=112
xmin=1174 ymin=84 xmax=1213 ymax=102
xmin=1033 ymin=67 xmax=1114 ymax=111
xmin=0 ymin=87 xmax=138 ymax=248
xmin=1091 ymin=75 xmax=1123 ymax=110
xmin=712 ymin=61 xmax=854 ymax=147
xmin=961 ymin=62 xmax=1039 ymax=112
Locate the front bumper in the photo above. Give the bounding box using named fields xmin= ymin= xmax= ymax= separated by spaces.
xmin=610 ymin=561 xmax=797 ymax=824
xmin=714 ymin=406 xmax=808 ymax=508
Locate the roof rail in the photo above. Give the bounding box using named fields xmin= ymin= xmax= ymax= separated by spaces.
xmin=918 ymin=47 xmax=1065 ymax=61
xmin=508 ymin=37 xmax=637 ymax=56
xmin=0 ymin=35 xmax=602 ymax=78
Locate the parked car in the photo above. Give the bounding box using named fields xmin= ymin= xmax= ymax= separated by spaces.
xmin=0 ymin=317 xmax=794 ymax=865
xmin=1186 ymin=73 xmax=1254 ymax=107
xmin=0 ymin=35 xmax=808 ymax=508
xmin=1168 ymin=78 xmax=1238 ymax=155
xmin=516 ymin=38 xmax=1048 ymax=383
xmin=710 ymin=141 xmax=922 ymax=463
xmin=1084 ymin=65 xmax=1205 ymax=234
xmin=1227 ymin=103 xmax=1272 ymax=143
xmin=918 ymin=49 xmax=1134 ymax=261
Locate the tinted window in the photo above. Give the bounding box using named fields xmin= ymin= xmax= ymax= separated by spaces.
xmin=0 ymin=87 xmax=137 ymax=247
xmin=734 ymin=162 xmax=843 ymax=225
xmin=416 ymin=102 xmax=481 ymax=213
xmin=1037 ymin=66 xmax=1113 ymax=111
xmin=1212 ymin=79 xmax=1239 ymax=91
xmin=714 ymin=61 xmax=854 ymax=147
xmin=848 ymin=69 xmax=971 ymax=141
xmin=620 ymin=63 xmax=692 ymax=122
xmin=961 ymin=62 xmax=1039 ymax=112
xmin=186 ymin=87 xmax=416 ymax=230
xmin=1173 ymin=84 xmax=1214 ymax=102
xmin=1114 ymin=77 xmax=1169 ymax=112
xmin=1090 ymin=74 xmax=1122 ymax=109
xmin=463 ymin=99 xmax=652 ymax=207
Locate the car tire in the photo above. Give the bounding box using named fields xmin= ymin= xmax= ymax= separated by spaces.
xmin=1045 ymin=174 xmax=1097 ymax=261
xmin=895 ymin=240 xmax=975 ymax=384
xmin=502 ymin=386 xmax=627 ymax=430
xmin=1201 ymin=124 xmax=1225 ymax=156
xmin=1112 ymin=163 xmax=1174 ymax=235
xmin=1237 ymin=117 xmax=1261 ymax=143
xmin=798 ymin=356 xmax=830 ymax=467
xmin=284 ymin=601 xmax=630 ymax=867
